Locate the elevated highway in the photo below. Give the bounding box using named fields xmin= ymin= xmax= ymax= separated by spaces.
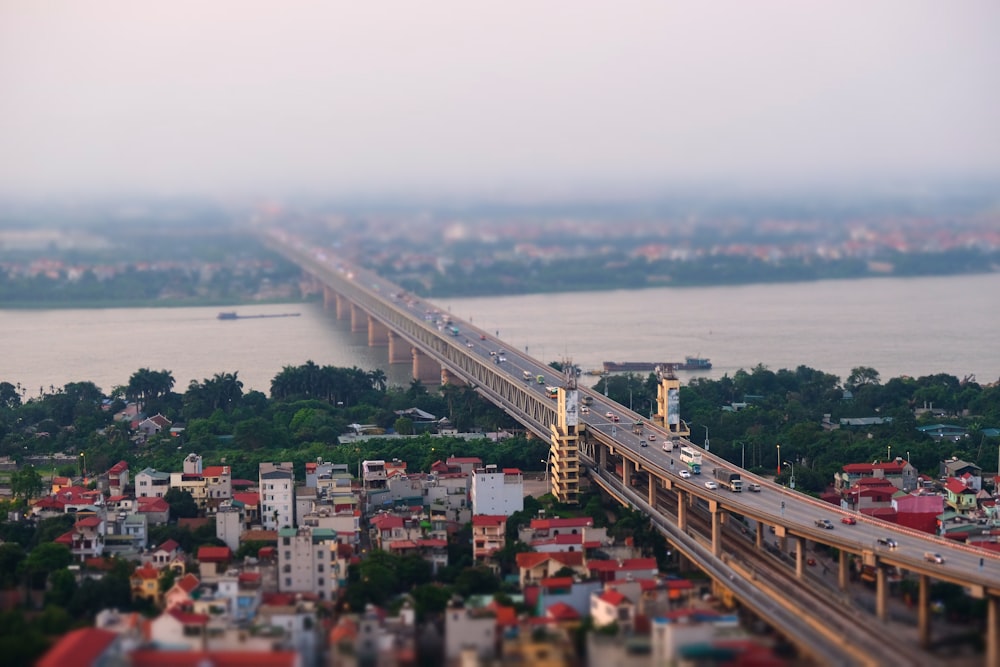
xmin=264 ymin=229 xmax=1000 ymax=666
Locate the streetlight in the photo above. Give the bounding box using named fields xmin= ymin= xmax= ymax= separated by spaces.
xmin=776 ymin=444 xmax=781 ymax=476
xmin=699 ymin=425 xmax=710 ymax=452
xmin=540 ymin=459 xmax=548 ymax=484
xmin=783 ymin=460 xmax=796 ymax=490
xmin=737 ymin=441 xmax=746 ymax=469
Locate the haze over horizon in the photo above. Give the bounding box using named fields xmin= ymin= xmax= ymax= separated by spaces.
xmin=2 ymin=1 xmax=998 ymax=201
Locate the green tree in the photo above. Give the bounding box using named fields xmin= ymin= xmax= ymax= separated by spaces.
xmin=9 ymin=467 xmax=43 ymax=501
xmin=164 ymin=488 xmax=199 ymax=520
xmin=22 ymin=543 xmax=72 ymax=589
xmin=394 ymin=417 xmax=415 ymax=435
xmin=0 ymin=543 xmax=26 ymax=589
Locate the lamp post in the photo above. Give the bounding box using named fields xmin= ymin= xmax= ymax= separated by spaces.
xmin=80 ymin=452 xmax=86 ymax=478
xmin=541 ymin=459 xmax=548 ymax=484
xmin=776 ymin=444 xmax=781 ymax=476
xmin=701 ymin=425 xmax=710 ymax=452
xmin=784 ymin=460 xmax=795 ymax=490
xmin=738 ymin=441 xmax=746 ymax=469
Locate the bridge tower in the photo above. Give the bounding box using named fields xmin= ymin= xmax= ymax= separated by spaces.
xmin=654 ymin=365 xmax=690 ymax=439
xmin=549 ymin=360 xmax=581 ymax=505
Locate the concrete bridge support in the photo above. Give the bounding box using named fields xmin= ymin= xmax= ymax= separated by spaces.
xmin=710 ymin=503 xmax=722 ymax=558
xmin=323 ymin=286 xmax=336 ymax=309
xmin=441 ymin=368 xmax=466 ymax=386
xmin=875 ymin=566 xmax=888 ymax=622
xmin=755 ymin=522 xmax=764 ymax=549
xmin=335 ymin=293 xmax=349 ymax=319
xmin=647 ymin=477 xmax=656 ymax=507
xmin=411 ymin=348 xmax=441 ymax=386
xmin=917 ymin=574 xmax=930 ymax=648
xmin=387 ymin=332 xmax=411 ymax=364
xmin=838 ymin=551 xmax=849 ymax=591
xmin=598 ymin=446 xmax=607 ymax=474
xmin=368 ymin=316 xmax=389 ymax=346
xmin=676 ymin=489 xmax=687 ymax=532
xmin=988 ymin=596 xmax=999 ymax=667
xmin=350 ymin=304 xmax=366 ymax=332
xmin=622 ymin=459 xmax=634 ymax=487
xmin=794 ymin=536 xmax=805 ymax=579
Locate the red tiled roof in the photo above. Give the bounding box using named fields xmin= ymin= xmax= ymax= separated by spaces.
xmin=370 ymin=514 xmax=404 ymax=530
xmin=202 ymin=465 xmax=229 ymax=477
xmin=446 ymin=457 xmax=482 ymax=465
xmin=545 ymin=601 xmax=581 ymax=621
xmin=54 ymin=530 xmax=74 ymax=545
xmin=76 ymin=515 xmax=102 ymax=528
xmin=37 ymin=628 xmax=118 ymax=667
xmin=415 ymin=538 xmax=448 ymax=548
xmin=945 ymin=478 xmax=975 ymax=494
xmin=232 ymin=491 xmax=260 ymax=506
xmin=587 ymin=557 xmax=657 ymax=572
xmin=133 ymin=564 xmax=160 ymax=580
xmin=388 ymin=540 xmax=419 ymax=550
xmin=168 ymin=609 xmax=210 ymax=625
xmin=502 ymin=468 xmax=522 ymax=474
xmin=472 ymin=514 xmax=507 ymax=527
xmin=130 ymin=649 xmax=297 ymax=667
xmin=539 ymin=576 xmax=574 ymax=589
xmin=108 ymin=460 xmax=129 ymax=475
xmin=174 ymin=573 xmax=200 ymax=593
xmin=598 ymin=589 xmax=629 ymax=605
xmin=136 ymin=497 xmax=169 ymax=513
xmin=156 ymin=539 xmax=180 ymax=554
xmin=529 ymin=517 xmax=593 ymax=530
xmin=197 ymin=546 xmax=232 ymax=562
xmin=515 ymin=551 xmax=585 ymax=569
xmin=231 ymin=478 xmax=256 ymax=487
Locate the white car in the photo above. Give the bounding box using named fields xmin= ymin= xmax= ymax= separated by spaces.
xmin=704 ymin=481 xmax=718 ymax=490
xmin=679 ymin=469 xmax=691 ymax=479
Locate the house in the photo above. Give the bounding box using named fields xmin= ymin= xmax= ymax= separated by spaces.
xmin=135 ymin=468 xmax=171 ymax=499
xmin=259 ymin=462 xmax=295 ymax=530
xmin=471 ymin=465 xmax=524 ymax=516
xmin=940 ymin=458 xmax=982 ymax=491
xmin=591 ymin=588 xmax=635 ymax=633
xmin=515 ymin=551 xmax=587 ymax=588
xmin=587 ymin=557 xmax=659 ymax=583
xmin=277 ymin=527 xmax=344 ymax=602
xmin=164 ymin=573 xmax=201 ymax=610
xmin=444 ymin=600 xmax=497 ymax=664
xmin=943 ymin=478 xmax=979 ymax=515
xmin=893 ymin=493 xmax=944 ymax=534
xmin=918 ymin=424 xmax=968 ymax=441
xmin=106 ymin=461 xmax=129 ymax=495
xmin=471 ymin=514 xmax=507 ymax=563
xmin=136 ymin=414 xmax=172 ymax=441
xmin=151 ymin=539 xmax=182 ymax=569
xmin=136 ymin=496 xmax=170 ymax=526
xmin=196 ymin=546 xmax=232 ymax=578
xmin=148 ymin=609 xmax=210 ymax=651
xmin=835 ymin=459 xmax=918 ymax=493
xmin=844 ymin=478 xmax=897 ymax=513
xmin=54 ymin=514 xmax=106 ymax=562
xmin=131 ymin=564 xmax=162 ymax=605
xmin=36 ymin=628 xmax=122 ymax=667
xmin=386 ymin=537 xmax=449 ymax=574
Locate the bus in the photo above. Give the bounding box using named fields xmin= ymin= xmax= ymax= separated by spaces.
xmin=679 ymin=446 xmax=702 ymax=474
xmin=448 ymin=325 xmax=459 ymax=336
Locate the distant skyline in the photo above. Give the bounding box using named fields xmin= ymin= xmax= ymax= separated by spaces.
xmin=1 ymin=1 xmax=998 ymax=200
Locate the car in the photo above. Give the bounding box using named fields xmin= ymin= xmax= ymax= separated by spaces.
xmin=704 ymin=481 xmax=718 ymax=490
xmin=489 ymin=351 xmax=497 ymax=356
xmin=924 ymin=552 xmax=945 ymax=564
xmin=611 ymin=414 xmax=620 ymax=422
xmin=814 ymin=519 xmax=834 ymax=530
xmin=497 ymin=356 xmax=507 ymax=362
xmin=841 ymin=516 xmax=856 ymax=525
xmin=876 ymin=537 xmax=898 ymax=549
xmin=605 ymin=411 xmax=615 ymax=419
xmin=580 ymin=406 xmax=590 ymax=415
xmin=679 ymin=469 xmax=691 ymax=479
xmin=648 ymin=434 xmax=656 ymax=441
xmin=466 ymin=342 xmax=474 ymax=348
xmin=498 ymin=349 xmax=506 ymax=355
xmin=640 ymin=441 xmax=647 ymax=447
xmin=480 ymin=334 xmax=486 ymax=340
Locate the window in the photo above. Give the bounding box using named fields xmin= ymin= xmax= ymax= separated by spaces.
xmin=283 ymin=537 xmax=290 ymax=546
xmin=285 ymin=577 xmax=291 ymax=586
xmin=318 ymin=564 xmax=324 ymax=573
xmin=284 ymin=551 xmax=291 ymax=560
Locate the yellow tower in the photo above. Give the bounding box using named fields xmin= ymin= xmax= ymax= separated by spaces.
xmin=549 ymin=361 xmax=581 ymax=505
xmin=655 ymin=365 xmax=690 ymax=438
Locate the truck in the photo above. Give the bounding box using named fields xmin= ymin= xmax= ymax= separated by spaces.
xmin=522 ymin=370 xmax=533 ymax=381
xmin=713 ymin=467 xmax=743 ymax=492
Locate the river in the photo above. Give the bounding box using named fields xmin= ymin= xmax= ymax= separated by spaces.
xmin=2 ymin=273 xmax=998 ymax=398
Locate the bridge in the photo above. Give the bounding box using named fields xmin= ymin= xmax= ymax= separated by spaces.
xmin=263 ymin=229 xmax=1000 ymax=666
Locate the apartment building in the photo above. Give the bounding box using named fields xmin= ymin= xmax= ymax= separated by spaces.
xmin=260 ymin=462 xmax=295 ymax=530
xmin=471 ymin=465 xmax=523 ymax=516
xmin=277 ymin=527 xmax=343 ymax=602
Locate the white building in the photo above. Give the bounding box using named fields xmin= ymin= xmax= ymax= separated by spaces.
xmin=471 ymin=465 xmax=523 ymax=516
xmin=134 ymin=468 xmax=170 ymax=499
xmin=260 ymin=462 xmax=295 ymax=530
xmin=216 ymin=501 xmax=244 ymax=552
xmin=277 ymin=527 xmax=344 ymax=603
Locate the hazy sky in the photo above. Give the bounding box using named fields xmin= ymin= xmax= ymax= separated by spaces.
xmin=2 ymin=1 xmax=998 ymax=199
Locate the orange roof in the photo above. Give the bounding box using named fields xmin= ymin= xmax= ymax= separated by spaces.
xmin=472 ymin=514 xmax=507 ymax=527
xmin=202 ymin=465 xmax=229 ymax=477
xmin=545 ymin=601 xmax=581 ymax=621
xmin=515 ymin=551 xmax=585 ymax=569
xmin=37 ymin=628 xmax=118 ymax=667
xmin=599 ymin=589 xmax=629 ymax=606
xmin=133 ymin=564 xmax=160 ymax=580
xmin=174 ymin=573 xmax=201 ymax=593
xmin=329 ymin=617 xmax=358 ymax=644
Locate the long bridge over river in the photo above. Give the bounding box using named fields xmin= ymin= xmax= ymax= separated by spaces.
xmin=263 ymin=228 xmax=1000 ymax=666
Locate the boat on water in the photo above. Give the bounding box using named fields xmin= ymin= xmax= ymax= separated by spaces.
xmin=217 ymin=312 xmax=301 ymax=320
xmin=602 ymin=357 xmax=712 ymax=373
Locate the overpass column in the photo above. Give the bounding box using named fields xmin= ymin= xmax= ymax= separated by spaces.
xmin=917 ymin=574 xmax=930 ymax=648
xmin=794 ymin=536 xmax=805 ymax=579
xmin=838 ymin=551 xmax=849 ymax=591
xmin=755 ymin=522 xmax=764 ymax=549
xmin=710 ymin=504 xmax=722 ymax=558
xmin=676 ymin=490 xmax=687 ymax=532
xmin=441 ymin=368 xmax=466 ymax=386
xmin=350 ymin=304 xmax=365 ymax=332
xmin=387 ymin=332 xmax=410 ymax=364
xmin=598 ymin=445 xmax=607 ymax=473
xmin=987 ymin=596 xmax=999 ymax=667
xmin=411 ymin=348 xmax=441 ymax=386
xmin=367 ymin=315 xmax=389 ymax=346
xmin=335 ymin=293 xmax=349 ymax=319
xmin=323 ymin=286 xmax=335 ymax=309
xmin=875 ymin=565 xmax=888 ymax=622
xmin=622 ymin=459 xmax=634 ymax=487
xmin=648 ymin=477 xmax=656 ymax=507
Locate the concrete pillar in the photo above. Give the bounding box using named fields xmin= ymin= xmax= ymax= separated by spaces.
xmin=676 ymin=490 xmax=687 ymax=532
xmin=387 ymin=332 xmax=410 ymax=364
xmin=335 ymin=293 xmax=349 ymax=319
xmin=648 ymin=477 xmax=656 ymax=507
xmin=441 ymin=368 xmax=466 ymax=386
xmin=795 ymin=536 xmax=804 ymax=579
xmin=350 ymin=304 xmax=365 ymax=332
xmin=838 ymin=551 xmax=849 ymax=591
xmin=622 ymin=459 xmax=633 ymax=487
xmin=323 ymin=286 xmax=335 ymax=309
xmin=875 ymin=565 xmax=888 ymax=622
xmin=411 ymin=348 xmax=441 ymax=385
xmin=598 ymin=446 xmax=607 ymax=473
xmin=987 ymin=596 xmax=999 ymax=667
xmin=367 ymin=316 xmax=389 ymax=346
xmin=755 ymin=523 xmax=764 ymax=549
xmin=711 ymin=507 xmax=722 ymax=558
xmin=917 ymin=574 xmax=930 ymax=648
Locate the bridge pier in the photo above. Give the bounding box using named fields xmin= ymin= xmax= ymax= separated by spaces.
xmin=676 ymin=490 xmax=687 ymax=532
xmin=838 ymin=551 xmax=849 ymax=591
xmin=350 ymin=304 xmax=366 ymax=332
xmin=441 ymin=368 xmax=466 ymax=386
xmin=368 ymin=315 xmax=389 ymax=346
xmin=917 ymin=574 xmax=930 ymax=648
xmin=648 ymin=477 xmax=656 ymax=507
xmin=598 ymin=446 xmax=607 ymax=473
xmin=411 ymin=348 xmax=441 ymax=385
xmin=794 ymin=536 xmax=805 ymax=579
xmin=622 ymin=459 xmax=634 ymax=487
xmin=875 ymin=565 xmax=888 ymax=622
xmin=988 ymin=596 xmax=999 ymax=667
xmin=755 ymin=522 xmax=764 ymax=549
xmin=387 ymin=332 xmax=410 ymax=364
xmin=335 ymin=292 xmax=349 ymax=319
xmin=323 ymin=286 xmax=336 ymax=309
xmin=710 ymin=503 xmax=722 ymax=558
